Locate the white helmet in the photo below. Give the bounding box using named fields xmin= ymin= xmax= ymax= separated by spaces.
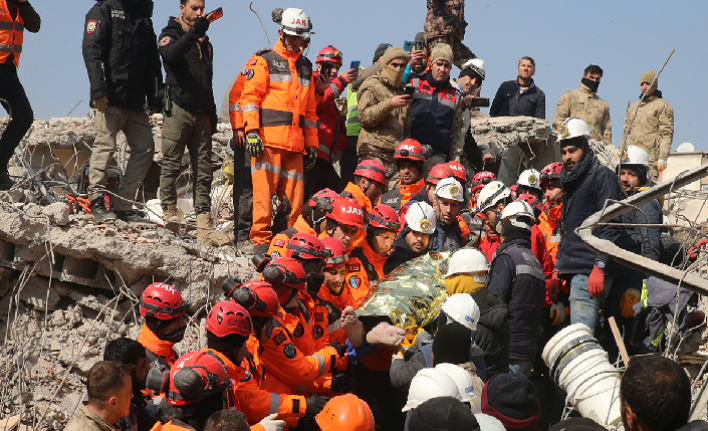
xmin=517 ymin=169 xmax=542 ymax=191
xmin=435 ymin=363 xmax=478 ymax=403
xmin=406 ymin=201 xmax=437 ymax=234
xmin=462 ymin=58 xmax=485 ymax=81
xmin=435 ymin=177 xmax=464 ymax=202
xmin=619 ymin=145 xmax=650 ymax=167
xmin=556 ymin=117 xmax=592 ymax=143
xmin=495 ymin=201 xmax=535 ymax=234
xmin=278 ymin=8 xmax=312 ymax=37
xmin=441 ymin=293 xmax=481 ymax=331
xmin=402 ymin=368 xmax=460 ymax=412
xmin=444 ymin=248 xmax=489 ymax=283
xmin=477 ymin=181 xmax=511 ymax=212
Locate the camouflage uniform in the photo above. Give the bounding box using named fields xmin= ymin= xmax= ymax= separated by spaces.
xmin=623 ymin=93 xmax=674 ymax=181
xmin=554 ymin=83 xmax=612 ymax=145
xmin=425 ymin=0 xmax=474 ymax=68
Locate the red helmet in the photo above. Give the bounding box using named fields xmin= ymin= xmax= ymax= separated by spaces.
xmin=394 ymin=139 xmax=427 ymax=162
xmin=353 ymin=159 xmax=387 ymax=185
xmin=316 ymin=45 xmax=343 ymax=65
xmin=241 ymin=281 xmax=280 ymax=318
xmin=471 ymin=171 xmax=496 ymax=193
xmin=321 ymin=237 xmax=349 ymax=267
xmin=366 ymin=205 xmax=400 ymax=232
xmin=447 ymin=161 xmax=468 ymax=184
xmin=206 ymin=301 xmax=253 ymax=338
xmin=309 ymin=188 xmax=340 ymax=210
xmin=509 ymin=184 xmax=518 ymax=199
xmin=287 ymin=232 xmax=332 ymax=261
xmin=540 ymin=162 xmax=563 ymax=185
xmin=426 ymin=163 xmax=455 ymax=185
xmin=516 ymin=193 xmax=543 ymax=219
xmin=263 ymin=257 xmax=308 ymax=294
xmin=153 ymin=350 xmax=232 ymax=406
xmin=325 ymin=198 xmax=365 ymax=228
xmin=140 ymin=282 xmax=188 ymax=320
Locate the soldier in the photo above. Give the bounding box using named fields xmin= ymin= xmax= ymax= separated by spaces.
xmin=554 ymin=65 xmax=612 ymax=145
xmin=424 ymin=0 xmax=475 ymax=69
xmin=623 ymin=70 xmax=674 ymax=181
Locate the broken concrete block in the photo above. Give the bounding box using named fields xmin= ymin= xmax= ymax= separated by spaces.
xmin=18 ymin=277 xmax=60 ymax=311
xmin=103 ymin=226 xmax=117 ymax=237
xmin=24 ymin=202 xmax=43 ymax=217
xmin=42 ymin=202 xmax=71 ymax=226
xmin=141 ymin=230 xmax=159 ymax=240
xmin=0 ymin=414 xmax=20 ymax=431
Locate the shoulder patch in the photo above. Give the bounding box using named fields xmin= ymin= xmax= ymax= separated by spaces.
xmin=86 ymin=20 xmax=97 ymax=34
xmin=272 ymin=330 xmax=288 ymax=346
xmin=159 ymin=36 xmax=171 ymax=47
xmin=314 ymin=312 xmax=325 ymax=322
xmin=283 ymin=343 xmax=297 ymax=359
xmin=241 ymin=67 xmax=250 ymax=76
xmin=314 ymin=325 xmax=324 ymax=339
xmin=349 ymin=275 xmax=362 ymax=290
xmin=270 ymin=251 xmax=281 ymax=259
xmin=293 ymin=322 xmax=305 ymax=338
xmin=248 ymin=70 xmax=255 ymax=80
xmin=301 ymin=66 xmax=310 ymax=76
xmin=348 ymin=263 xmax=360 ymax=272
xmin=274 ymin=238 xmax=286 ymax=247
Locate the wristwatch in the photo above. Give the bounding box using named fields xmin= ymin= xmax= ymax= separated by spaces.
xmin=594 ymin=259 xmax=606 ymax=270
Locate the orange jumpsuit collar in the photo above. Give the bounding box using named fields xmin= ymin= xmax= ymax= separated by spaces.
xmin=361 ymin=239 xmax=387 ymax=280
xmin=344 ymin=182 xmax=373 ymax=213
xmin=137 ymin=324 xmax=176 ymax=363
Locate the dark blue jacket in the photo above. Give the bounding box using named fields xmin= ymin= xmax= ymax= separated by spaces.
xmin=410 ymin=71 xmax=462 ymax=155
xmin=487 ymin=237 xmax=545 ymax=362
xmin=557 ymin=151 xmax=622 ymax=277
xmin=429 ymin=218 xmax=464 ymax=252
xmin=489 ymin=78 xmax=545 ymax=119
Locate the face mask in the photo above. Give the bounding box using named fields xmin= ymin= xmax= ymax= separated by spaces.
xmin=382 ymin=64 xmax=405 ymax=87
xmin=157 ymin=325 xmax=186 ymax=343
xmin=582 ymin=77 xmax=599 ymax=93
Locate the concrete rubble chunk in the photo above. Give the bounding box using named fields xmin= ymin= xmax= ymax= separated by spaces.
xmin=18 ymin=277 xmax=60 ymax=311
xmin=42 ymin=202 xmax=71 ymax=226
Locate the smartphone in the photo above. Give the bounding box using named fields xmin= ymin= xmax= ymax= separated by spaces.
xmin=403 ymin=86 xmax=415 ymax=96
xmin=207 ymin=7 xmax=223 ymax=22
xmin=468 ymin=97 xmax=490 ymax=107
xmin=350 ymin=60 xmax=360 ymax=70
xmin=320 ymin=62 xmax=333 ymax=79
xmin=403 ymin=40 xmax=414 ymax=53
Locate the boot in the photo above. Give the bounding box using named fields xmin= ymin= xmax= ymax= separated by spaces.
xmin=0 ymin=168 xmax=14 ymax=190
xmin=90 ymin=196 xmax=117 ymax=223
xmin=196 ymin=212 xmax=233 ymax=246
xmin=163 ymin=204 xmax=180 ymax=234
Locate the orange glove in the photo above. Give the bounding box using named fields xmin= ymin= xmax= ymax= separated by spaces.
xmin=588 ymin=265 xmax=605 ymax=298
xmin=620 ymin=288 xmax=641 ymax=318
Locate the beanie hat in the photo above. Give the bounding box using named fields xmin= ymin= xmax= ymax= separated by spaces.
xmin=474 ymin=414 xmax=506 ymax=431
xmin=431 ymin=44 xmax=454 ymax=65
xmin=409 ymin=397 xmax=480 ymax=431
xmin=640 ymin=70 xmax=657 ymax=86
xmin=382 ymin=46 xmax=410 ymax=65
xmin=500 ymin=218 xmax=533 ymax=236
xmin=624 ymin=164 xmax=648 ymax=187
xmin=433 ymin=322 xmax=472 ymax=365
xmin=548 ymin=418 xmax=606 ymax=431
xmin=373 ymin=43 xmax=392 ymax=64
xmin=481 ymin=373 xmax=540 ymax=430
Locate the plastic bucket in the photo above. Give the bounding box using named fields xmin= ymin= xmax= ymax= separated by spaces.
xmin=542 ymin=323 xmax=593 ymax=368
xmin=573 ymin=374 xmax=622 ymax=426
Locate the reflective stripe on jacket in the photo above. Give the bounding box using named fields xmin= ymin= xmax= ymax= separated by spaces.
xmin=0 ymin=0 xmax=23 ymax=67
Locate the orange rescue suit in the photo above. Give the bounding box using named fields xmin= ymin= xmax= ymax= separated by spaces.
xmin=0 ymin=0 xmax=24 ymax=67
xmin=345 ymin=240 xmax=387 ymax=306
xmin=267 ymin=215 xmax=316 ymax=258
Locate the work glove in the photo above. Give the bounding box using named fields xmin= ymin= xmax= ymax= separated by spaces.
xmin=657 ymin=159 xmax=668 ymax=172
xmin=246 ymin=131 xmax=264 ymax=158
xmin=548 ymin=270 xmax=563 ymax=303
xmin=258 ymin=414 xmax=285 ymax=431
xmin=306 ymin=395 xmax=329 ymax=416
xmin=587 ymin=265 xmax=605 ymax=298
xmin=550 ymin=303 xmax=566 ymax=326
xmin=330 ymin=340 xmax=348 ymax=358
xmin=620 ymin=288 xmax=641 ymax=318
xmin=687 ymin=239 xmax=707 ymax=260
xmin=305 ymin=148 xmax=317 ymax=170
xmin=191 ymin=16 xmax=210 ymax=37
xmin=330 ymin=372 xmax=357 ymax=393
xmin=93 ymin=95 xmax=108 ymax=114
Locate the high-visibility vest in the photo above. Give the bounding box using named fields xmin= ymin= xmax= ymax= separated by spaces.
xmin=345 ymin=84 xmax=361 ymax=137
xmin=0 ymin=0 xmax=24 ymax=67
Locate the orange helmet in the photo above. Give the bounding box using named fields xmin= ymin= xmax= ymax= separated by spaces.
xmin=140 ymin=282 xmax=188 ymax=320
xmin=316 ymin=394 xmax=375 ymax=431
xmin=426 ymin=164 xmax=455 ymax=185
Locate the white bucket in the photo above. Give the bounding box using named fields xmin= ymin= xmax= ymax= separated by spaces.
xmin=542 ymin=323 xmax=593 ymax=368
xmin=573 ymin=373 xmax=622 ymax=426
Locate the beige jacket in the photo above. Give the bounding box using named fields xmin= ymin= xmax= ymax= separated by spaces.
xmin=623 ymin=93 xmax=674 ymax=162
xmin=65 ymin=405 xmax=119 ymax=431
xmin=356 ymin=70 xmax=412 ymax=165
xmin=459 ymin=361 xmax=486 ymax=412
xmin=554 ymin=84 xmax=612 ymax=145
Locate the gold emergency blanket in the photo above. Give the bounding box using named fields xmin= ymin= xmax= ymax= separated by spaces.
xmin=357 ymin=252 xmax=450 ymax=332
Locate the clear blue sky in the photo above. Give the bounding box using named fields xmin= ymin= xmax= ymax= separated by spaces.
xmin=15 ymin=0 xmax=708 ymax=151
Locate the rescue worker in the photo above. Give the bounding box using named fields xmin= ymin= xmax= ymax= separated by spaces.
xmin=384 ymin=201 xmax=437 ymax=274
xmin=0 ymin=0 xmax=40 ymax=190
xmin=319 ymin=197 xmax=365 ymax=249
xmin=381 ymin=139 xmax=427 ymax=212
xmin=82 ymin=0 xmax=163 ymax=222
xmin=459 ymin=170 xmax=495 ymax=245
xmin=623 ymin=70 xmax=675 ymax=181
xmin=357 ymin=46 xmax=412 ymax=186
xmin=137 ymin=283 xmax=188 ymax=371
xmin=409 ymin=43 xmax=465 ymax=175
xmin=476 ymin=180 xmax=513 ymax=261
xmin=469 ymin=171 xmax=496 ymax=212
xmin=345 ymin=205 xmax=400 ymax=305
xmin=343 ymin=159 xmax=387 ymax=214
xmin=539 ymin=162 xmax=563 ymax=265
xmin=317 ymin=237 xmax=353 ymax=342
xmin=408 ymin=163 xmax=456 ymax=206
xmin=304 ymin=45 xmax=357 ymax=199
xmin=516 ymin=168 xmax=543 ymax=202
xmin=556 ymin=118 xmax=621 ymax=333
xmin=240 ymin=8 xmax=318 ymax=255
xmin=486 ymin=201 xmax=545 ymax=377
xmin=424 ymin=0 xmax=474 ymax=68
xmin=429 ymin=177 xmax=465 ymax=252
xmin=158 ymin=0 xmax=231 ymax=245
xmin=553 ymin=65 xmax=612 ymax=145
xmin=314 ymin=394 xmax=376 ymax=431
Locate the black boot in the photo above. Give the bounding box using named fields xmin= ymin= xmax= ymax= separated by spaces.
xmin=0 ymin=169 xmax=15 ymax=190
xmin=115 ymin=210 xmax=148 ymax=224
xmin=90 ymin=197 xmax=117 ymax=222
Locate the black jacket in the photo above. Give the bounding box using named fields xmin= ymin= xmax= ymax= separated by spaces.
xmin=410 ymin=70 xmax=462 ymax=155
xmin=489 ymin=78 xmax=545 ymax=119
xmin=384 ymin=234 xmax=427 ymax=274
xmin=429 ymin=219 xmax=464 ymax=252
xmin=487 ymin=237 xmax=545 ymax=362
xmin=471 ymin=289 xmax=510 ymax=379
xmin=82 ymin=0 xmax=163 ymax=111
xmin=159 ymin=17 xmax=216 ymax=116
xmin=557 ymin=150 xmax=622 ymax=276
